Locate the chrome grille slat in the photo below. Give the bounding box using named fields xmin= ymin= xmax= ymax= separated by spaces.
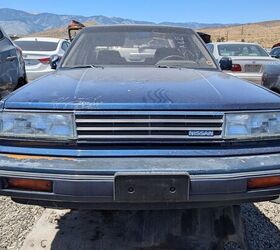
xmin=77 ymin=135 xmax=218 ymax=139
xmin=75 ymin=112 xmax=224 ymax=143
xmin=77 ymin=127 xmax=223 ymax=131
xmin=76 ymin=118 xmax=223 ymax=123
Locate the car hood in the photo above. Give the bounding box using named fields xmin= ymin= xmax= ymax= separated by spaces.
xmin=3 ymin=67 xmax=280 ymax=110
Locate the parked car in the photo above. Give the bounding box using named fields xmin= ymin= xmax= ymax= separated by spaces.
xmin=0 ymin=26 xmax=27 ymax=98
xmin=14 ymin=37 xmax=70 ymax=81
xmin=262 ymin=64 xmax=280 ymax=93
xmin=0 ymin=25 xmax=280 ymax=210
xmin=207 ymin=42 xmax=280 ymax=84
xmin=270 ymin=46 xmax=280 ymax=59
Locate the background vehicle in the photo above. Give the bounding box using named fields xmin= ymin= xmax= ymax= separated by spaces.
xmin=262 ymin=64 xmax=280 ymax=93
xmin=270 ymin=46 xmax=280 ymax=59
xmin=207 ymin=42 xmax=280 ymax=84
xmin=0 ymin=26 xmax=27 ymax=98
xmin=14 ymin=37 xmax=70 ymax=81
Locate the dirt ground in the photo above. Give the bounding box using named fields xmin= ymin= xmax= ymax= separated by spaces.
xmin=1 ymin=197 xmax=279 ymax=250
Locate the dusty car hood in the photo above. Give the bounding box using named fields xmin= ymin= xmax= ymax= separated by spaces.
xmin=3 ymin=67 xmax=280 ymax=110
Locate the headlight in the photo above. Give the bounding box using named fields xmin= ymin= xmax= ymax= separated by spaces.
xmin=225 ymin=112 xmax=280 ymax=139
xmin=0 ymin=112 xmax=75 ymax=140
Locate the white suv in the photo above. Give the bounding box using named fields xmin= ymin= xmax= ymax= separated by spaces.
xmin=15 ymin=37 xmax=70 ymax=81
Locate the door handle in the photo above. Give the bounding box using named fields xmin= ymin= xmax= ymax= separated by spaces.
xmin=5 ymin=56 xmax=17 ymax=61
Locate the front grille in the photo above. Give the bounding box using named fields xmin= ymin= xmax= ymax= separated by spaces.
xmin=75 ymin=111 xmax=224 ymax=144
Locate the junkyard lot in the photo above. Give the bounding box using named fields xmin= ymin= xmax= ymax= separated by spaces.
xmin=0 ymin=196 xmax=280 ymax=250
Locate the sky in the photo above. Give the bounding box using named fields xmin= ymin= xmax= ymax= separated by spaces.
xmin=0 ymin=0 xmax=279 ymax=24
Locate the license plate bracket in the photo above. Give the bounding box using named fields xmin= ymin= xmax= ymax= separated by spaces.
xmin=245 ymin=64 xmax=261 ymax=72
xmin=114 ymin=172 xmax=190 ymax=203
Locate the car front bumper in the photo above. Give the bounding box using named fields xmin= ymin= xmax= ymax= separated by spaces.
xmin=0 ymin=152 xmax=280 ymax=209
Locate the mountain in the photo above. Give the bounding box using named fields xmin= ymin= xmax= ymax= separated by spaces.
xmin=0 ymin=8 xmax=231 ymax=35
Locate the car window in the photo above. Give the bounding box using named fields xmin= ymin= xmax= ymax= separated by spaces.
xmin=61 ymin=41 xmax=70 ymax=52
xmin=218 ymin=44 xmax=268 ymax=57
xmin=62 ymin=28 xmax=217 ymax=69
xmin=206 ymin=44 xmax=214 ymax=54
xmin=14 ymin=41 xmax=59 ymax=51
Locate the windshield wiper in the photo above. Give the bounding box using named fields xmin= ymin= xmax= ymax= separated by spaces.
xmin=62 ymin=65 xmax=104 ymax=69
xmin=156 ymin=64 xmax=181 ymax=69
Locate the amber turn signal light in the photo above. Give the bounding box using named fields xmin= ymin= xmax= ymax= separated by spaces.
xmin=7 ymin=178 xmax=53 ymax=192
xmin=248 ymin=176 xmax=280 ymax=190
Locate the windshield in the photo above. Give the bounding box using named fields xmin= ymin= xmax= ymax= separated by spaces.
xmin=62 ymin=27 xmax=217 ymax=69
xmin=218 ymin=44 xmax=269 ymax=57
xmin=15 ymin=41 xmax=58 ymax=51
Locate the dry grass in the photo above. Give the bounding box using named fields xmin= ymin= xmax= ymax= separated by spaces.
xmin=199 ymin=20 xmax=280 ymax=48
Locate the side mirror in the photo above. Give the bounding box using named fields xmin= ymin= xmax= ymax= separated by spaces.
xmin=50 ymin=55 xmax=60 ymax=70
xmin=219 ymin=57 xmax=232 ymax=71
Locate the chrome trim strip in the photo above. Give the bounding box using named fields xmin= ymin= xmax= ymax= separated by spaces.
xmin=0 ymin=170 xmax=114 ymax=181
xmin=192 ymin=169 xmax=280 ymax=180
xmin=0 ymin=169 xmax=279 ymax=181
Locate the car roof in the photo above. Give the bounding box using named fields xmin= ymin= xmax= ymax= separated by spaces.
xmin=15 ymin=37 xmax=63 ymax=43
xmin=83 ymin=24 xmax=193 ymax=33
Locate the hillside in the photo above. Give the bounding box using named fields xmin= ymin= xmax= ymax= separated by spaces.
xmin=33 ymin=20 xmax=280 ymax=49
xmin=29 ymin=21 xmax=97 ymax=39
xmin=0 ymin=8 xmax=229 ymax=36
xmin=199 ymin=20 xmax=280 ymax=48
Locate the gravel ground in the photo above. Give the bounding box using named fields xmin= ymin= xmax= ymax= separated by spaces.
xmin=242 ymin=202 xmax=280 ymax=250
xmin=0 ymin=198 xmax=279 ymax=250
xmin=0 ymin=197 xmax=44 ymax=250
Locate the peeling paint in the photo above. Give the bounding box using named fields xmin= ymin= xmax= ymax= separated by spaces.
xmin=4 ymin=154 xmax=76 ymax=162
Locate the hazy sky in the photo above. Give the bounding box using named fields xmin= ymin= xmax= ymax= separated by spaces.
xmin=1 ymin=0 xmax=278 ymax=24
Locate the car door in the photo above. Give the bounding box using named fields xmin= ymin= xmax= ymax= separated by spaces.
xmin=61 ymin=41 xmax=70 ymax=55
xmin=0 ymin=28 xmax=19 ymax=93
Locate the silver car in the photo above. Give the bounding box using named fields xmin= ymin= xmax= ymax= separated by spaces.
xmin=0 ymin=26 xmax=27 ymax=98
xmin=14 ymin=37 xmax=70 ymax=81
xmin=207 ymin=42 xmax=280 ymax=84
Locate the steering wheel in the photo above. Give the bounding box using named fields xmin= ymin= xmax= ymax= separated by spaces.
xmin=158 ymin=55 xmax=185 ymax=61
